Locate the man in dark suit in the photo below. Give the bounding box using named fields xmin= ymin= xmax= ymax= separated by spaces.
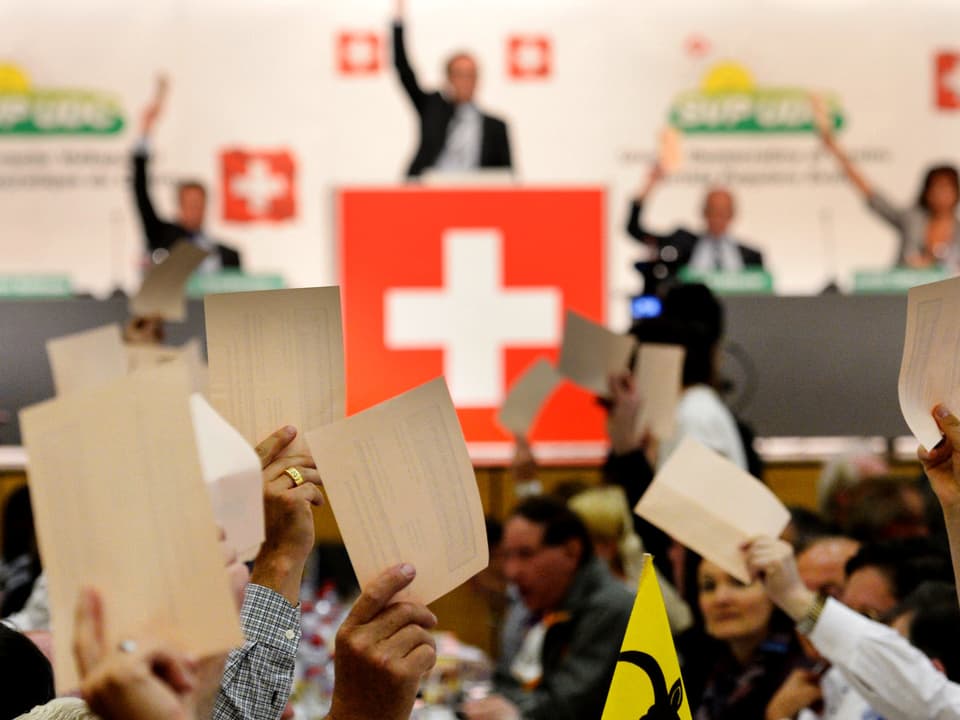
xmin=462 ymin=496 xmax=633 ymax=720
xmin=626 ymin=163 xmax=763 ymax=271
xmin=392 ymin=0 xmax=512 ymax=178
xmin=132 ymin=76 xmax=242 ymax=271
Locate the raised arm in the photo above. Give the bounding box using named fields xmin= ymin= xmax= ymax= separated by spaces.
xmin=919 ymin=405 xmax=960 ymax=609
xmin=132 ymin=75 xmax=169 ymax=252
xmin=392 ymin=0 xmax=428 ymax=111
xmin=812 ymin=95 xmax=873 ymax=198
xmin=626 ymin=163 xmax=670 ymax=246
xmin=215 ymin=425 xmax=323 ymax=720
xmin=745 ymin=537 xmax=960 ymax=720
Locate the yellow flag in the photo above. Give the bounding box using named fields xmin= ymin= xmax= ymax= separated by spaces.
xmin=601 ymin=555 xmax=693 ymax=720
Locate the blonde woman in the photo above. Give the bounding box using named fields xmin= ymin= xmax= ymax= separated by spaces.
xmin=568 ymin=486 xmax=692 ymax=634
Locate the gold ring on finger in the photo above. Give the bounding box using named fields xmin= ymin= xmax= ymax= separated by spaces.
xmin=283 ymin=467 xmax=306 ymax=488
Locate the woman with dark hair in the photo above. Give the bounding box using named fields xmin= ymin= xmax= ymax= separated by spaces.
xmin=817 ymin=118 xmax=959 ymax=267
xmin=679 ymin=556 xmax=805 ymax=720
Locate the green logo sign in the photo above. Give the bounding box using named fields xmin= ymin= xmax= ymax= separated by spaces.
xmin=0 ymin=64 xmax=125 ymax=135
xmin=669 ymin=61 xmax=845 ymax=134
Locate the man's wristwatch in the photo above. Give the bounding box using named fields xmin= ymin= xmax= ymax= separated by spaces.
xmin=795 ymin=593 xmax=828 ymax=635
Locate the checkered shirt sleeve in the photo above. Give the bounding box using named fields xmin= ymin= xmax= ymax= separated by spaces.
xmin=213 ymin=583 xmax=301 ymax=720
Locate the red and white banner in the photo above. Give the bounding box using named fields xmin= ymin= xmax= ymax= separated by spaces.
xmin=1 ymin=0 xmax=959 ymax=303
xmin=339 ymin=187 xmax=607 ymax=444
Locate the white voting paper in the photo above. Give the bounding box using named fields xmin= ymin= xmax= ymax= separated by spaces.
xmin=497 ymin=358 xmax=562 ymax=436
xmin=305 ymin=377 xmax=488 ymax=605
xmin=635 ymin=344 xmax=685 ymax=441
xmin=127 ymin=338 xmax=208 ymax=395
xmin=130 ymin=242 xmax=209 ymax=322
xmin=557 ymin=310 xmax=637 ymax=396
xmin=19 ymin=362 xmax=243 ymax=691
xmin=635 ymin=437 xmax=790 ymax=583
xmin=205 ymin=286 xmax=345 ymax=453
xmin=190 ymin=394 xmax=264 ymax=562
xmin=46 ymin=323 xmax=127 ymax=397
xmin=898 ymin=277 xmax=960 ymax=449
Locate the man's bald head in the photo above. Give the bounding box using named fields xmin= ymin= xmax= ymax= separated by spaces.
xmin=797 ymin=536 xmax=861 ymax=598
xmin=702 ymin=186 xmax=735 ymax=238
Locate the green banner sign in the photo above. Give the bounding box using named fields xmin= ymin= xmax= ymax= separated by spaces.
xmin=677 ymin=268 xmax=774 ymax=295
xmin=186 ymin=272 xmax=285 ymax=297
xmin=0 ymin=275 xmax=72 ymax=298
xmin=852 ymin=269 xmax=950 ymax=294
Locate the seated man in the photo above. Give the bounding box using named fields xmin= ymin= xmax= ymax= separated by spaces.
xmin=626 ymin=161 xmax=763 ymax=272
xmin=133 ymin=76 xmax=242 ymax=271
xmin=463 ymin=496 xmax=633 ymax=720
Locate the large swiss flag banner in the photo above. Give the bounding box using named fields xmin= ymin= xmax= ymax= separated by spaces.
xmin=339 ymin=187 xmax=607 ymax=445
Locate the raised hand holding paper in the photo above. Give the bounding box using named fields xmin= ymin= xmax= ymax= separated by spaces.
xmin=46 ymin=323 xmax=127 ymax=397
xmin=19 ymin=362 xmax=243 ymax=691
xmin=898 ymin=277 xmax=960 ymax=449
xmin=205 ymin=286 xmax=345 ymax=452
xmin=130 ymin=241 xmax=209 ymax=322
xmin=634 ymin=437 xmax=789 ymax=583
xmin=305 ymin=377 xmax=488 ymax=605
xmin=497 ymin=358 xmax=562 ymax=436
xmin=557 ymin=310 xmax=637 ymax=396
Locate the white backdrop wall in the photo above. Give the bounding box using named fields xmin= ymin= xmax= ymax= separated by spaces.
xmin=2 ymin=0 xmax=959 ymax=327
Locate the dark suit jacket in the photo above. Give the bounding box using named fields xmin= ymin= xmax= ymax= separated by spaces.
xmin=626 ymin=199 xmax=763 ymax=268
xmin=494 ymin=559 xmax=634 ymax=720
xmin=132 ymin=151 xmax=242 ymax=269
xmin=393 ymin=22 xmax=512 ymax=178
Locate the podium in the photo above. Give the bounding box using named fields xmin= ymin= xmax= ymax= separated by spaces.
xmin=337 ymin=185 xmax=609 ymax=449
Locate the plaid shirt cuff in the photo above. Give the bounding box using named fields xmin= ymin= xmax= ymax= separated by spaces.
xmin=240 ymin=583 xmax=302 ymax=653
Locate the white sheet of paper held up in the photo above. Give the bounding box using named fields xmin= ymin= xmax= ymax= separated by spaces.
xmin=497 ymin=358 xmax=562 ymax=436
xmin=46 ymin=323 xmax=127 ymax=397
xmin=557 ymin=310 xmax=637 ymax=396
xmin=898 ymin=277 xmax=960 ymax=449
xmin=19 ymin=361 xmax=243 ymax=692
xmin=305 ymin=377 xmax=488 ymax=605
xmin=205 ymin=286 xmax=345 ymax=453
xmin=190 ymin=394 xmax=264 ymax=562
xmin=130 ymin=242 xmax=209 ymax=322
xmin=634 ymin=437 xmax=790 ymax=583
xmin=635 ymin=343 xmax=685 ymax=441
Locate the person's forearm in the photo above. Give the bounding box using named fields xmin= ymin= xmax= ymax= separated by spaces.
xmin=823 ymin=136 xmax=871 ymax=196
xmin=250 ymin=553 xmax=303 ymax=607
xmin=942 ymin=505 xmax=960 ymax=606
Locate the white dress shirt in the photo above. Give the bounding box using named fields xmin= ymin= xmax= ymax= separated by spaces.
xmin=435 ymin=102 xmax=483 ymax=171
xmin=805 ymin=598 xmax=960 ymax=720
xmin=658 ymin=385 xmax=748 ymax=471
xmin=688 ymin=235 xmax=745 ymax=273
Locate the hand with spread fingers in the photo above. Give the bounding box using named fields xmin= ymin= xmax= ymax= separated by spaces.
xmin=73 ymin=587 xmax=201 ymax=720
xmin=250 ymin=425 xmax=323 ymax=606
xmin=327 ymin=564 xmax=438 ymax=720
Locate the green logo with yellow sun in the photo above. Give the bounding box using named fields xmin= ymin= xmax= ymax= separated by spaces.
xmin=0 ymin=64 xmax=125 ymax=135
xmin=669 ymin=61 xmax=844 ymax=134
